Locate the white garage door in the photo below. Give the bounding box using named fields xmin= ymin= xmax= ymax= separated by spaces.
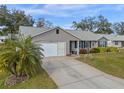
xmin=41 ymin=42 xmax=66 ymax=57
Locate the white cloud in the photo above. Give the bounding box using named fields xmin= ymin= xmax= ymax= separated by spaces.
xmin=19 ymin=4 xmax=97 ymax=17
xmin=43 ymin=4 xmax=88 ymax=10
xmin=8 ymin=4 xmax=124 ymax=18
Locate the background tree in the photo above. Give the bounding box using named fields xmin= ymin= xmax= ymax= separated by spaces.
xmin=11 ymin=9 xmax=34 ymax=33
xmin=72 ymin=16 xmax=96 ymax=31
xmin=0 ymin=5 xmax=11 ymax=35
xmin=72 ymin=15 xmax=113 ymax=34
xmin=0 ymin=5 xmax=34 ymax=35
xmin=95 ymin=15 xmax=113 ymax=34
xmin=36 ymin=18 xmax=54 ymax=28
xmin=113 ymin=22 xmax=124 ymax=35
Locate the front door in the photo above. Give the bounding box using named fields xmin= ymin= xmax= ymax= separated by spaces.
xmin=70 ymin=41 xmax=77 ymax=54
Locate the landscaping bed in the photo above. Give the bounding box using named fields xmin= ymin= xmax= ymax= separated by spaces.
xmin=0 ymin=68 xmax=57 ymax=89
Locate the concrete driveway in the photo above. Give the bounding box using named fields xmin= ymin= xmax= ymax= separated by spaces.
xmin=42 ymin=56 xmax=124 ymax=89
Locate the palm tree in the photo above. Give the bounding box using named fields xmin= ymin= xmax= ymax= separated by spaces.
xmin=0 ymin=39 xmax=18 ymax=75
xmin=0 ymin=36 xmax=44 ymax=77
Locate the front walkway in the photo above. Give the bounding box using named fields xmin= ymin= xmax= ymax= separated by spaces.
xmin=42 ymin=56 xmax=124 ymax=89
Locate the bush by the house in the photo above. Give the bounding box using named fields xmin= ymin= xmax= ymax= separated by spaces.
xmin=106 ymin=47 xmax=111 ymax=52
xmin=90 ymin=48 xmax=100 ymax=53
xmin=98 ymin=47 xmax=119 ymax=53
xmin=108 ymin=47 xmax=119 ymax=52
xmin=97 ymin=47 xmax=106 ymax=53
xmin=79 ymin=48 xmax=88 ymax=54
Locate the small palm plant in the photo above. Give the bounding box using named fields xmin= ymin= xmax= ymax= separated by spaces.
xmin=0 ymin=36 xmax=44 ymax=78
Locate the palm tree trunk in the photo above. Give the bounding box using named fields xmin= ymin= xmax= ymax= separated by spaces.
xmin=13 ymin=62 xmax=17 ymax=76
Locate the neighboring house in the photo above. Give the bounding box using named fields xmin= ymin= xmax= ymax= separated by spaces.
xmin=109 ymin=35 xmax=124 ymax=48
xmin=19 ymin=26 xmax=109 ymax=57
xmin=0 ymin=36 xmax=8 ymax=43
xmin=98 ymin=34 xmax=124 ymax=48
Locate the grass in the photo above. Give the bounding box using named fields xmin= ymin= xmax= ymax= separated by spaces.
xmin=0 ymin=68 xmax=57 ymax=89
xmin=76 ymin=50 xmax=124 ymax=79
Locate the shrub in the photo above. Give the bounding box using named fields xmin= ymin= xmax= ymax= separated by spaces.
xmin=98 ymin=47 xmax=118 ymax=53
xmin=97 ymin=47 xmax=106 ymax=53
xmin=106 ymin=47 xmax=111 ymax=52
xmin=108 ymin=47 xmax=118 ymax=52
xmin=79 ymin=48 xmax=88 ymax=54
xmin=90 ymin=48 xmax=100 ymax=53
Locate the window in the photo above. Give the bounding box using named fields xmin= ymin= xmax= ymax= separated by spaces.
xmin=85 ymin=42 xmax=89 ymax=48
xmin=79 ymin=41 xmax=84 ymax=48
xmin=56 ymin=29 xmax=59 ymax=34
xmin=74 ymin=41 xmax=77 ymax=48
xmin=115 ymin=41 xmax=118 ymax=45
xmin=98 ymin=41 xmax=107 ymax=47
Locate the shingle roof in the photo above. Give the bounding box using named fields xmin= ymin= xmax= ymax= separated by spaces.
xmin=110 ymin=35 xmax=124 ymax=41
xmin=19 ymin=26 xmax=109 ymax=41
xmin=65 ymin=29 xmax=102 ymax=41
xmin=97 ymin=34 xmax=115 ymax=40
xmin=96 ymin=34 xmax=124 ymax=41
xmin=19 ymin=26 xmax=52 ymax=37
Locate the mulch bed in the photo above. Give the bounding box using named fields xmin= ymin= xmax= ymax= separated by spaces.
xmin=5 ymin=74 xmax=29 ymax=87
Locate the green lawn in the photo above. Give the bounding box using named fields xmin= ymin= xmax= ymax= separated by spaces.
xmin=76 ymin=51 xmax=124 ymax=79
xmin=0 ymin=68 xmax=57 ymax=89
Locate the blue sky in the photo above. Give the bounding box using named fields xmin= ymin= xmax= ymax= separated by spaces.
xmin=6 ymin=4 xmax=124 ymax=28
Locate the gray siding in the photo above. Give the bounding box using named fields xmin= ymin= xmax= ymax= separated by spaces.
xmin=32 ymin=28 xmax=80 ymax=55
xmin=112 ymin=41 xmax=122 ymax=47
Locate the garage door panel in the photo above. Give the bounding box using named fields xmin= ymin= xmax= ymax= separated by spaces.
xmin=42 ymin=43 xmax=57 ymax=57
xmin=57 ymin=42 xmax=66 ymax=56
xmin=41 ymin=42 xmax=66 ymax=57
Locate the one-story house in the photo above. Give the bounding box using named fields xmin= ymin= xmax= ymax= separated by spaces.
xmin=0 ymin=26 xmax=123 ymax=57
xmin=19 ymin=26 xmax=111 ymax=57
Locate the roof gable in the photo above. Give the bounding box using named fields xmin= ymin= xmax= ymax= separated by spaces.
xmin=98 ymin=37 xmax=108 ymax=41
xmin=34 ymin=27 xmax=81 ymax=40
xmin=19 ymin=26 xmax=81 ymax=40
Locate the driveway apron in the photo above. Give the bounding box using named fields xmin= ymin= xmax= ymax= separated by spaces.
xmin=42 ymin=56 xmax=124 ymax=89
